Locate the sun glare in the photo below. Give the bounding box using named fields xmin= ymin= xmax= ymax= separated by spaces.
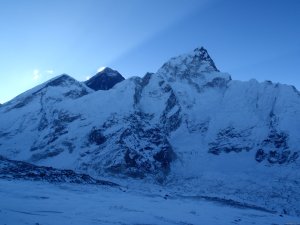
xmin=97 ymin=66 xmax=106 ymax=73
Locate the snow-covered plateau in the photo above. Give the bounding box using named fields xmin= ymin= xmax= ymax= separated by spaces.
xmin=0 ymin=47 xmax=300 ymax=224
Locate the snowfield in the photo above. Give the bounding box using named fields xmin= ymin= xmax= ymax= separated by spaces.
xmin=0 ymin=179 xmax=299 ymax=225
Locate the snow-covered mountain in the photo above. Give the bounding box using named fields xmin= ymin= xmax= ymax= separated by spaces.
xmin=0 ymin=47 xmax=300 ymax=215
xmin=84 ymin=67 xmax=125 ymax=91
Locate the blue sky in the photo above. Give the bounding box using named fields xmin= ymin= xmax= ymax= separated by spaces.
xmin=0 ymin=0 xmax=299 ymax=103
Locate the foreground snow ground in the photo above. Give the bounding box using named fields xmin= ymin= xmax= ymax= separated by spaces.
xmin=0 ymin=179 xmax=299 ymax=225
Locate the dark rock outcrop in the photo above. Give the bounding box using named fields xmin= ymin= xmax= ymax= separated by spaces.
xmin=85 ymin=67 xmax=125 ymax=91
xmin=208 ymin=127 xmax=252 ymax=155
xmin=254 ymin=130 xmax=299 ymax=164
xmin=0 ymin=156 xmax=118 ymax=186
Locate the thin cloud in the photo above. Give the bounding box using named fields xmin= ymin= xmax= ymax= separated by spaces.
xmin=45 ymin=70 xmax=54 ymax=75
xmin=33 ymin=69 xmax=40 ymax=81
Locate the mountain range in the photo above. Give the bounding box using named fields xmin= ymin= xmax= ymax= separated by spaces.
xmin=0 ymin=47 xmax=299 ymax=216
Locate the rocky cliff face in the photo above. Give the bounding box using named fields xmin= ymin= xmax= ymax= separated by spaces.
xmin=1 ymin=47 xmax=300 ymax=215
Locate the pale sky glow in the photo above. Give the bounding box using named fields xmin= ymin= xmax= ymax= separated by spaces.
xmin=0 ymin=0 xmax=299 ymax=103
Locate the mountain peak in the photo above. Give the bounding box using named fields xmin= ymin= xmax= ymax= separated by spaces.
xmin=98 ymin=67 xmax=116 ymax=75
xmin=192 ymin=46 xmax=219 ymax=71
xmin=193 ymin=46 xmax=209 ymax=55
xmin=45 ymin=74 xmax=75 ymax=87
xmin=85 ymin=67 xmax=125 ymax=91
xmin=193 ymin=47 xmax=214 ymax=62
xmin=157 ymin=47 xmax=219 ymax=79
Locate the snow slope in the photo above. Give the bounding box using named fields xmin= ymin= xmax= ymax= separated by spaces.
xmin=0 ymin=179 xmax=299 ymax=225
xmin=0 ymin=47 xmax=300 ymax=216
